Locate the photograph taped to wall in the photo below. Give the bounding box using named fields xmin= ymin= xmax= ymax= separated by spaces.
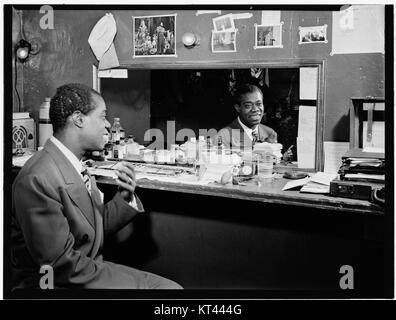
xmin=254 ymin=23 xmax=283 ymax=49
xmin=298 ymin=25 xmax=328 ymax=44
xmin=211 ymin=30 xmax=237 ymax=53
xmin=212 ymin=13 xmax=235 ymax=31
xmin=133 ymin=14 xmax=177 ymax=57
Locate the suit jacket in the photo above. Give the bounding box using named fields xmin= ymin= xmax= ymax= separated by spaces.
xmin=216 ymin=118 xmax=278 ymax=149
xmin=11 ymin=139 xmax=146 ymax=289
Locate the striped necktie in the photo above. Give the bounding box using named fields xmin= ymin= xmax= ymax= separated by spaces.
xmin=81 ymin=167 xmax=92 ymax=193
xmin=252 ymin=130 xmax=259 ymax=144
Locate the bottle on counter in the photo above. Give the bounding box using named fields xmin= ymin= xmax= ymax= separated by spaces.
xmin=216 ymin=136 xmax=224 ymax=155
xmin=197 ymin=136 xmax=206 ymax=163
xmin=206 ymin=137 xmax=213 ymax=151
xmin=185 ymin=137 xmax=197 ymax=165
xmin=120 ymin=136 xmax=126 ymax=158
xmin=104 ymin=142 xmax=113 ymax=160
xmin=38 ymin=97 xmax=53 ymax=148
xmin=110 ymin=117 xmax=123 ymax=143
xmin=113 ymin=140 xmax=124 ymax=159
xmin=125 ymin=135 xmax=140 ymax=158
xmin=169 ymin=144 xmax=178 ymax=164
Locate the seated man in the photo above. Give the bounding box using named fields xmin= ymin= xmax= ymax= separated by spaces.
xmin=215 ymin=84 xmax=277 ymax=150
xmin=11 ymin=83 xmax=182 ymax=289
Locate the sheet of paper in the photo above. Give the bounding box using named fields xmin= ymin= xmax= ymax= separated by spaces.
xmin=232 ymin=13 xmax=253 ymax=20
xmin=299 ymin=67 xmax=318 ymax=100
xmin=310 ymin=172 xmax=338 ymax=186
xmin=298 ymin=106 xmax=317 ymax=138
xmin=261 ymin=10 xmax=281 ymax=25
xmin=362 ymin=121 xmax=385 ymax=152
xmin=300 ymin=182 xmax=330 ymax=194
xmin=297 ymin=106 xmax=317 ymax=169
xmin=331 ymin=5 xmax=384 ymax=55
xmin=98 ymin=69 xmax=128 ymax=78
xmin=282 ymin=177 xmax=310 ymax=191
xmin=323 ymin=141 xmax=350 ymax=174
xmin=196 ymin=10 xmax=221 ymax=16
xmin=297 ymin=137 xmax=316 ymax=169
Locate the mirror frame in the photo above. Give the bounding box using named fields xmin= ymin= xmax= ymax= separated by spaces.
xmin=95 ymin=59 xmax=325 ymax=171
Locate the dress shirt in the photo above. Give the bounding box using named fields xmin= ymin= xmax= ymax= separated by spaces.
xmin=237 ymin=117 xmax=259 ymax=141
xmin=50 ymin=136 xmax=138 ymax=208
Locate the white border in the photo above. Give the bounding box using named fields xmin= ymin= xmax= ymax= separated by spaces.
xmin=212 ymin=13 xmax=235 ymax=32
xmin=254 ymin=22 xmax=284 ymax=49
xmin=211 ymin=29 xmax=237 ymax=53
xmin=132 ymin=13 xmax=177 ymax=58
xmin=298 ymin=24 xmax=328 ymax=44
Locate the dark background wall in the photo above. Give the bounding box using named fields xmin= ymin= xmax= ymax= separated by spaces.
xmin=12 ymin=7 xmax=385 ymax=142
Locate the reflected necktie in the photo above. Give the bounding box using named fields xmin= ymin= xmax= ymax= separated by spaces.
xmin=81 ymin=168 xmax=92 ymax=194
xmin=252 ymin=130 xmax=259 ymax=144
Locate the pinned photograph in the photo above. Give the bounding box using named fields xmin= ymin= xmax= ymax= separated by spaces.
xmin=254 ymin=23 xmax=283 ymax=49
xmin=298 ymin=25 xmax=328 ymax=44
xmin=211 ymin=30 xmax=237 ymax=53
xmin=212 ymin=13 xmax=235 ymax=31
xmin=133 ymin=14 xmax=177 ymax=57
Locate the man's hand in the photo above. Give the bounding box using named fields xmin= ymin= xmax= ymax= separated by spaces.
xmin=113 ymin=161 xmax=137 ymax=202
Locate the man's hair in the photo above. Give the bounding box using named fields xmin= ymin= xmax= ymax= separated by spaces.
xmin=49 ymin=83 xmax=101 ymax=133
xmin=233 ymin=84 xmax=263 ymax=105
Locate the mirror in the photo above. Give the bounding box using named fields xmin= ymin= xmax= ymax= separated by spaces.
xmin=98 ymin=60 xmax=324 ymax=171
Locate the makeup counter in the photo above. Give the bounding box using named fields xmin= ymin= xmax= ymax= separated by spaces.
xmin=11 ymin=141 xmax=386 ymax=296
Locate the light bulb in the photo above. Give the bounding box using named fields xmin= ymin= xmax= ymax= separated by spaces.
xmin=17 ymin=47 xmax=29 ymax=60
xmin=15 ymin=39 xmax=32 ymax=62
xmin=182 ymin=32 xmax=199 ymax=48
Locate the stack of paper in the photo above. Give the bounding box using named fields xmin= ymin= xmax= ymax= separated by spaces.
xmin=300 ymin=172 xmax=338 ymax=194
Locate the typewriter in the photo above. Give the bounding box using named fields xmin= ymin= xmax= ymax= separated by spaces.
xmin=330 ymin=148 xmax=385 ymax=202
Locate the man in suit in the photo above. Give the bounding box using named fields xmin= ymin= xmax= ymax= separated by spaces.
xmin=11 ymin=83 xmax=182 ymax=289
xmin=215 ymin=84 xmax=277 ymax=150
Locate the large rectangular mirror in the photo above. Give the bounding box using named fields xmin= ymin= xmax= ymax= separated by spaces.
xmin=98 ymin=60 xmax=324 ymax=171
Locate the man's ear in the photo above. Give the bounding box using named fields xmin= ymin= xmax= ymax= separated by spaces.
xmin=70 ymin=111 xmax=84 ymax=128
xmin=234 ymin=104 xmax=241 ymax=114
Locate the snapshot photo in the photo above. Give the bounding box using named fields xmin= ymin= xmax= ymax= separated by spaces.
xmin=254 ymin=23 xmax=283 ymax=49
xmin=211 ymin=30 xmax=237 ymax=53
xmin=212 ymin=13 xmax=235 ymax=31
xmin=133 ymin=14 xmax=177 ymax=57
xmin=298 ymin=25 xmax=328 ymax=44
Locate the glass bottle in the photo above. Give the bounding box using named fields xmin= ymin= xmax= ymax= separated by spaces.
xmin=119 ymin=136 xmax=126 ymax=159
xmin=113 ymin=140 xmax=122 ymax=159
xmin=197 ymin=136 xmax=205 ymax=163
xmin=110 ymin=117 xmax=123 ymax=143
xmin=126 ymin=135 xmax=140 ymax=158
xmin=186 ymin=137 xmax=197 ymax=165
xmin=217 ymin=136 xmax=224 ymax=155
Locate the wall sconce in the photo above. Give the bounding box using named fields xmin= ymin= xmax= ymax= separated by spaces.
xmin=15 ymin=39 xmax=31 ymax=61
xmin=15 ymin=38 xmax=40 ymax=62
xmin=182 ymin=32 xmax=200 ymax=49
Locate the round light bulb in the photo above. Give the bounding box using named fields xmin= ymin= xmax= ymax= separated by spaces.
xmin=182 ymin=32 xmax=196 ymax=47
xmin=17 ymin=47 xmax=29 ymax=60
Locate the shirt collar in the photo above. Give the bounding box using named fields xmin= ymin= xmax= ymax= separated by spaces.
xmin=50 ymin=136 xmax=84 ymax=176
xmin=237 ymin=117 xmax=258 ymax=140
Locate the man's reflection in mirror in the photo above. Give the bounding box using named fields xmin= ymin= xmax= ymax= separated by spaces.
xmin=215 ymin=84 xmax=277 ymax=149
